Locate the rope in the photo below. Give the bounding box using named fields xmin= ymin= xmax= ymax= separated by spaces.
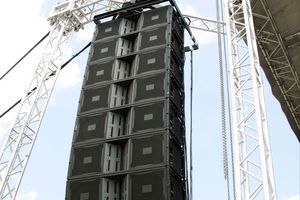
xmin=189 ymin=50 xmax=194 ymax=200
xmin=0 ymin=31 xmax=50 ymax=81
xmin=0 ymin=42 xmax=91 ymax=119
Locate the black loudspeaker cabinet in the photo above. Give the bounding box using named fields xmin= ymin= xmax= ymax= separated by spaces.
xmin=130 ymin=132 xmax=184 ymax=177
xmin=66 ymin=168 xmax=185 ymax=200
xmin=129 ymin=169 xmax=185 ymax=200
xmin=68 ymin=131 xmax=185 ymax=177
xmin=131 ymin=100 xmax=184 ymax=140
xmin=71 ymin=144 xmax=103 ymax=176
xmin=66 ymin=5 xmax=187 ymax=200
xmin=142 ymin=6 xmax=170 ymax=28
xmin=85 ymin=60 xmax=114 ymax=85
xmin=68 ymin=179 xmax=100 ymax=200
xmin=80 ymin=85 xmax=111 ymax=112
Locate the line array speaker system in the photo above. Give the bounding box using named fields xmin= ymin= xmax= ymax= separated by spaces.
xmin=66 ymin=5 xmax=187 ymax=200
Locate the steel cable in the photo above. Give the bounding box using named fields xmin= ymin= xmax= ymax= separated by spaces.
xmin=0 ymin=31 xmax=50 ymax=81
xmin=0 ymin=42 xmax=91 ymax=119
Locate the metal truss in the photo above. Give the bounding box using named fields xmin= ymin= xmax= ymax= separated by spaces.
xmin=48 ymin=0 xmax=125 ymax=27
xmin=0 ymin=22 xmax=72 ymax=200
xmin=184 ymin=14 xmax=225 ymax=34
xmin=224 ymin=0 xmax=276 ymax=199
xmin=252 ymin=0 xmax=300 ymax=132
xmin=0 ymin=0 xmax=124 ymax=199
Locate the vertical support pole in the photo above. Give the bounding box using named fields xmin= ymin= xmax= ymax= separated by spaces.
xmin=224 ymin=0 xmax=277 ymax=199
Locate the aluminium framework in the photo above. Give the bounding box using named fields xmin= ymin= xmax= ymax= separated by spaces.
xmin=224 ymin=0 xmax=276 ymax=199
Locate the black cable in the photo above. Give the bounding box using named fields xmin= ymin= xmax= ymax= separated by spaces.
xmin=0 ymin=42 xmax=91 ymax=118
xmin=48 ymin=42 xmax=91 ymax=78
xmin=0 ymin=100 xmax=21 ymax=118
xmin=189 ymin=50 xmax=194 ymax=200
xmin=0 ymin=31 xmax=50 ymax=81
xmin=62 ymin=42 xmax=91 ymax=70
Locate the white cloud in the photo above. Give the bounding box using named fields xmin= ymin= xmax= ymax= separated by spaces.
xmin=56 ymin=61 xmax=82 ymax=90
xmin=0 ymin=0 xmax=48 ymax=68
xmin=16 ymin=191 xmax=39 ymax=200
xmin=283 ymin=194 xmax=300 ymax=200
xmin=74 ymin=23 xmax=95 ymax=43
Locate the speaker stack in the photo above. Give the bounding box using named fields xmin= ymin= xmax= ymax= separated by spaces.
xmin=66 ymin=5 xmax=187 ymax=200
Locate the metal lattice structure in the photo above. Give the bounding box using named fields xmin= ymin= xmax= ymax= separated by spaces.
xmin=0 ymin=1 xmax=125 ymax=199
xmin=184 ymin=15 xmax=226 ymax=35
xmin=0 ymin=19 xmax=73 ymax=200
xmin=224 ymin=0 xmax=276 ymax=199
xmin=252 ymin=0 xmax=300 ymax=137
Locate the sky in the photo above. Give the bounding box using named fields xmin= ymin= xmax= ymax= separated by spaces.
xmin=0 ymin=0 xmax=299 ymax=200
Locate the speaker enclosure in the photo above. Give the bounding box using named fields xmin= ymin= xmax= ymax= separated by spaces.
xmin=66 ymin=5 xmax=187 ymax=200
xmin=66 ymin=168 xmax=185 ymax=200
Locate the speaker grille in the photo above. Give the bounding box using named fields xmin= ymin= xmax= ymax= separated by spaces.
xmin=81 ymin=86 xmax=110 ymax=112
xmin=137 ymin=47 xmax=166 ymax=74
xmin=132 ymin=101 xmax=165 ymax=133
xmin=131 ymin=134 xmax=164 ymax=168
xmin=134 ymin=73 xmax=165 ymax=102
xmin=76 ymin=113 xmax=106 ymax=142
xmin=130 ymin=170 xmax=165 ymax=200
xmin=140 ymin=26 xmax=168 ymax=50
xmin=71 ymin=144 xmax=103 ymax=176
xmin=86 ymin=60 xmax=114 ymax=85
xmin=142 ymin=6 xmax=170 ymax=28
